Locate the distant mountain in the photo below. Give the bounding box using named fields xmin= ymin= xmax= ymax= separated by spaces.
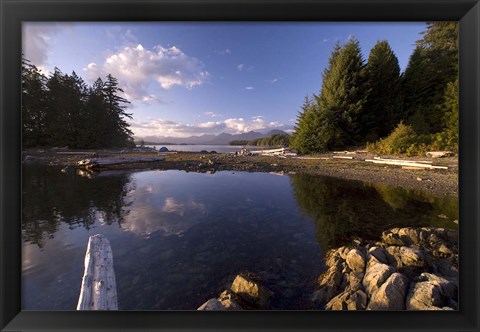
xmin=264 ymin=129 xmax=289 ymax=136
xmin=136 ymin=130 xmax=289 ymax=145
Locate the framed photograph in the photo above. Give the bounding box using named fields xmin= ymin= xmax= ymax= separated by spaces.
xmin=1 ymin=0 xmax=479 ymax=331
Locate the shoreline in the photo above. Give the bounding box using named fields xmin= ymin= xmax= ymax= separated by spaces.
xmin=23 ymin=149 xmax=458 ymax=197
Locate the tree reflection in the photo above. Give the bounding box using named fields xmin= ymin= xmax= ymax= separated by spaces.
xmin=290 ymin=174 xmax=458 ymax=250
xmin=22 ymin=165 xmax=132 ymax=247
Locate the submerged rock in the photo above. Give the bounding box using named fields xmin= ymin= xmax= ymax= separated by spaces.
xmin=198 ymin=274 xmax=273 ymax=310
xmin=230 ymin=275 xmax=273 ymax=307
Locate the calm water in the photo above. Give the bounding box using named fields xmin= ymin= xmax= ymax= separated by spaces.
xmin=22 ymin=165 xmax=458 ymax=310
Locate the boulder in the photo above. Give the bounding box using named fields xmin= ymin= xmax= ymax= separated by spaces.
xmin=313 ymin=254 xmax=345 ymax=305
xmin=345 ymin=272 xmax=364 ymax=292
xmin=197 ymin=298 xmax=228 ymax=310
xmin=346 ymin=249 xmax=366 ymax=273
xmin=406 ymin=281 xmax=444 ymax=310
xmin=386 ymin=246 xmax=425 ymax=268
xmin=367 ymin=246 xmax=388 ymax=265
xmin=418 ymin=273 xmax=457 ymax=300
xmin=230 ymin=275 xmax=273 ymax=307
xmin=367 ymin=273 xmax=408 ymax=310
xmin=362 ymin=256 xmax=395 ymax=296
xmin=216 ymin=290 xmax=243 ymax=310
xmin=326 ymin=289 xmax=367 ymax=310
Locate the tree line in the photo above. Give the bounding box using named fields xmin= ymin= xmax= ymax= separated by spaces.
xmin=22 ymin=56 xmax=134 ymax=149
xmin=290 ymin=22 xmax=458 ymax=156
xmin=229 ymin=133 xmax=291 ymax=147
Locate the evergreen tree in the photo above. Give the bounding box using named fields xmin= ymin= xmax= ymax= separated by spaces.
xmin=22 ymin=56 xmax=48 ymax=147
xmin=402 ymin=22 xmax=458 ymax=134
xmin=362 ymin=40 xmax=402 ymax=141
xmin=290 ymin=95 xmax=328 ymax=153
xmin=21 ymin=56 xmax=134 ymax=149
xmin=44 ymin=68 xmax=72 ymax=146
xmin=315 ymin=37 xmax=366 ymax=149
xmin=103 ymin=74 xmax=133 ymax=147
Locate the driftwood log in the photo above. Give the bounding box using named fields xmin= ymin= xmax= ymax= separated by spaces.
xmin=77 ymin=234 xmax=118 ymax=310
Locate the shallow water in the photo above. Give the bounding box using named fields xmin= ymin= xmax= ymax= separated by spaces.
xmin=21 ymin=165 xmax=457 ymax=310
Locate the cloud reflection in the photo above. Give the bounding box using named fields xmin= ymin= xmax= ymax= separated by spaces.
xmin=121 ymin=186 xmax=206 ymax=236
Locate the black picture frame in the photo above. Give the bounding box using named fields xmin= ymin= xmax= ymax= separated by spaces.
xmin=1 ymin=0 xmax=479 ymax=331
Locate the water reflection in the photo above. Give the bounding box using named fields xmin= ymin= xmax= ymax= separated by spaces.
xmin=290 ymin=173 xmax=458 ymax=250
xmin=21 ymin=166 xmax=457 ymax=310
xmin=22 ymin=165 xmax=131 ymax=247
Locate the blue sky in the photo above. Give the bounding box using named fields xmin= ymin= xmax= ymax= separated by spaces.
xmin=22 ymin=22 xmax=426 ymax=139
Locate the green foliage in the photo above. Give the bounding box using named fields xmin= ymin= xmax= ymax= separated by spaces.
xmin=22 ymin=57 xmax=49 ymax=147
xmin=402 ymin=22 xmax=458 ymax=135
xmin=230 ymin=134 xmax=290 ymax=147
xmin=291 ymin=22 xmax=458 ymax=156
xmin=316 ymin=38 xmax=367 ymax=148
xmin=291 ymin=39 xmax=367 ymax=153
xmin=289 ymin=96 xmax=330 ymax=153
xmin=367 ymin=122 xmax=428 ymax=156
xmin=362 ymin=40 xmax=402 ymax=141
xmin=22 ymin=56 xmax=134 ymax=149
xmin=252 ymin=133 xmax=290 ymax=147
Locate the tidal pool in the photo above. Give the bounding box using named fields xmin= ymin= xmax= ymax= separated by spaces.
xmin=22 ymin=165 xmax=457 ymax=310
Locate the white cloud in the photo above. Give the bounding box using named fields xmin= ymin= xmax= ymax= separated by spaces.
xmin=84 ymin=43 xmax=209 ymax=102
xmin=218 ymin=48 xmax=231 ymax=55
xmin=204 ymin=112 xmax=220 ymax=118
xmin=130 ymin=115 xmax=288 ymax=138
xmin=245 ymin=86 xmax=254 ymax=90
xmin=270 ymin=78 xmax=280 ymax=83
xmin=323 ymin=38 xmax=329 ymax=43
xmin=22 ymin=23 xmax=70 ymax=67
xmin=237 ymin=63 xmax=253 ymax=71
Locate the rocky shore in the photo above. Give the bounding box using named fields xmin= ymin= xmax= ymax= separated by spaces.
xmin=197 ymin=226 xmax=458 ymax=311
xmin=23 ymin=149 xmax=458 ymax=197
xmin=312 ymin=227 xmax=458 ymax=310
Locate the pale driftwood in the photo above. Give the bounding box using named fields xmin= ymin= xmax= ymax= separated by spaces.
xmin=401 ymin=166 xmax=425 ymax=170
xmin=295 ymin=156 xmax=327 ymax=160
xmin=333 ymin=156 xmax=354 ymax=160
xmin=374 ymin=157 xmax=432 ymax=164
xmin=250 ymin=148 xmax=286 ymax=155
xmin=365 ymin=159 xmax=448 ymax=170
xmin=77 ymin=234 xmax=118 ymax=310
xmin=426 ymin=151 xmax=454 ymax=158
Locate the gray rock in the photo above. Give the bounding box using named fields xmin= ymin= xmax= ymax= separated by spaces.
xmin=406 ymin=281 xmax=444 ymax=310
xmin=313 ymin=252 xmax=346 ymax=305
xmin=362 ymin=256 xmax=395 ymax=296
xmin=368 ymin=246 xmax=388 ymax=265
xmin=367 ymin=273 xmax=408 ymax=310
xmin=345 ymin=272 xmax=364 ymax=292
xmin=197 ymin=298 xmax=228 ymax=310
xmin=337 ymin=246 xmax=351 ymax=260
xmin=230 ymin=275 xmax=272 ymax=307
xmin=346 ymin=249 xmax=366 ymax=273
xmin=386 ymin=246 xmax=425 ymax=268
xmin=326 ymin=289 xmax=367 ymax=310
xmin=216 ymin=290 xmax=243 ymax=310
xmin=419 ymin=273 xmax=457 ymax=300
